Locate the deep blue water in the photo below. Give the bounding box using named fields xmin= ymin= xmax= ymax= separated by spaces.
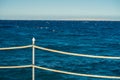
xmin=0 ymin=20 xmax=120 ymax=80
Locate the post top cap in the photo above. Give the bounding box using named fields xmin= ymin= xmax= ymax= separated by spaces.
xmin=32 ymin=37 xmax=35 ymax=42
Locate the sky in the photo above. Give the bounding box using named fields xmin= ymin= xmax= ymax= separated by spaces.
xmin=0 ymin=0 xmax=120 ymax=20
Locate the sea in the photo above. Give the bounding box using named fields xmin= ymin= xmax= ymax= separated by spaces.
xmin=0 ymin=20 xmax=120 ymax=80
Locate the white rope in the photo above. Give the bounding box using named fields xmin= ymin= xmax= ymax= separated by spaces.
xmin=0 ymin=65 xmax=32 ymax=69
xmin=35 ymin=65 xmax=120 ymax=79
xmin=34 ymin=45 xmax=120 ymax=59
xmin=0 ymin=45 xmax=32 ymax=50
xmin=1 ymin=65 xmax=120 ymax=79
xmin=0 ymin=44 xmax=119 ymax=79
xmin=0 ymin=45 xmax=119 ymax=59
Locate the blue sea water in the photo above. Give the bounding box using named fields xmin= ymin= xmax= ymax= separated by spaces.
xmin=0 ymin=20 xmax=120 ymax=80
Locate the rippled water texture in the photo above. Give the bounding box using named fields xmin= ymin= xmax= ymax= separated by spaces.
xmin=0 ymin=20 xmax=120 ymax=80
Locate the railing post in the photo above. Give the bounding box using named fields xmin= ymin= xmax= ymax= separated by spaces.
xmin=32 ymin=37 xmax=35 ymax=80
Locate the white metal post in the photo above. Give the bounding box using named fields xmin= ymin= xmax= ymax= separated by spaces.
xmin=32 ymin=37 xmax=35 ymax=80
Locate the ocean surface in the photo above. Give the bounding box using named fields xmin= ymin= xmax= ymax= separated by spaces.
xmin=0 ymin=20 xmax=120 ymax=80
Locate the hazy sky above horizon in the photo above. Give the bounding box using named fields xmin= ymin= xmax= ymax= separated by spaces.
xmin=0 ymin=0 xmax=120 ymax=20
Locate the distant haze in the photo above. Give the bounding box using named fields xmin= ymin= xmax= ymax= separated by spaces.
xmin=0 ymin=0 xmax=120 ymax=20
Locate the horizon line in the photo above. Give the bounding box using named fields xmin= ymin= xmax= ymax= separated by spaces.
xmin=0 ymin=19 xmax=120 ymax=21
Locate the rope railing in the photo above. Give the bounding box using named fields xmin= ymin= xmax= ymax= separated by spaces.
xmin=0 ymin=44 xmax=120 ymax=59
xmin=0 ymin=65 xmax=120 ymax=79
xmin=0 ymin=65 xmax=32 ymax=69
xmin=0 ymin=38 xmax=120 ymax=80
xmin=34 ymin=45 xmax=120 ymax=59
xmin=35 ymin=65 xmax=120 ymax=79
xmin=0 ymin=45 xmax=32 ymax=50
